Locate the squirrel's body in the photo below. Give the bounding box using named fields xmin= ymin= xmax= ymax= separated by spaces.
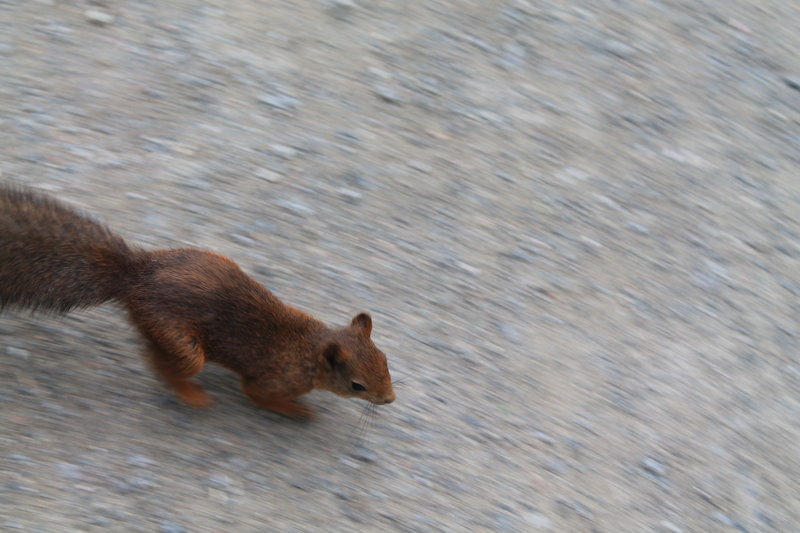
xmin=0 ymin=185 xmax=395 ymax=417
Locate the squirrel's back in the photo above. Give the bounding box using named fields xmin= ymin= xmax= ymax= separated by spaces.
xmin=0 ymin=185 xmax=139 ymax=313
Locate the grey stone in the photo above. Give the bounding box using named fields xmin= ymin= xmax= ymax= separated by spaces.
xmin=373 ymin=84 xmax=403 ymax=104
xmin=603 ymin=39 xmax=636 ymax=59
xmin=349 ymin=444 xmax=378 ymax=463
xmin=124 ymin=475 xmax=155 ymax=491
xmin=461 ymin=414 xmax=485 ymax=429
xmin=160 ymin=522 xmax=187 ymax=533
xmin=338 ymin=187 xmax=363 ymax=204
xmin=496 ymin=171 xmax=517 ymax=183
xmin=57 ymin=462 xmax=84 ymax=481
xmin=641 ymin=456 xmax=666 ymax=477
xmin=258 ymin=92 xmax=301 ymax=110
xmin=6 ymin=346 xmax=29 ymax=358
xmin=784 ymin=75 xmax=800 ymax=92
xmin=494 ymin=42 xmax=528 ymax=71
xmin=255 ymin=167 xmax=282 ymax=182
xmin=276 ymin=199 xmax=315 ymax=216
xmin=497 ymin=322 xmax=524 ymax=345
xmin=326 ymin=0 xmax=357 ymax=20
xmin=489 ymin=511 xmax=519 ymax=532
xmin=407 ymin=160 xmax=432 ymax=173
xmin=710 ymin=511 xmax=737 ymax=527
xmin=84 ymin=10 xmax=115 ymax=25
xmin=531 ymin=430 xmax=557 ymax=445
xmin=207 ymin=472 xmax=232 ymax=489
xmin=626 ymin=221 xmax=650 ymax=235
xmin=271 ymin=144 xmax=298 ymax=159
xmin=556 ymin=499 xmax=595 ymax=520
xmin=524 ymin=512 xmax=552 ymax=530
xmin=542 ymin=458 xmax=569 ymax=475
xmin=659 ymin=521 xmax=684 ymax=533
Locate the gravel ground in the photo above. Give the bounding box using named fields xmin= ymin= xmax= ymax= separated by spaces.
xmin=2 ymin=1 xmax=799 ymax=532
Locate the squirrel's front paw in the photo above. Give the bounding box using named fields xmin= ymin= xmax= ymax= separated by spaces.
xmin=269 ymin=400 xmax=314 ymax=419
xmin=284 ymin=402 xmax=314 ymax=419
xmin=257 ymin=399 xmax=314 ymax=419
xmin=173 ymin=381 xmax=212 ymax=408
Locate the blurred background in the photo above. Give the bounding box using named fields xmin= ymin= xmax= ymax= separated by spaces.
xmin=2 ymin=1 xmax=799 ymax=531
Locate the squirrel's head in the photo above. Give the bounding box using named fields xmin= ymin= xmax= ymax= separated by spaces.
xmin=319 ymin=313 xmax=395 ymax=405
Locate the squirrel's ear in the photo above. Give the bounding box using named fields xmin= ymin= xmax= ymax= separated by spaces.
xmin=323 ymin=341 xmax=347 ymax=368
xmin=351 ymin=312 xmax=372 ymax=337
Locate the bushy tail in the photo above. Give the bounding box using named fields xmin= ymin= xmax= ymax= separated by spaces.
xmin=0 ymin=185 xmax=140 ymax=313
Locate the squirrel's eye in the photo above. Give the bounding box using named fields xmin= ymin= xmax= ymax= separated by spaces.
xmin=351 ymin=382 xmax=367 ymax=392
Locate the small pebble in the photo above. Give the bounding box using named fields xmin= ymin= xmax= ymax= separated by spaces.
xmin=660 ymin=521 xmax=684 ymax=533
xmin=407 ymin=160 xmax=432 ymax=173
xmin=641 ymin=457 xmax=666 ymax=477
xmin=207 ymin=472 xmax=232 ymax=490
xmin=6 ymin=346 xmax=29 ymax=359
xmin=160 ymin=522 xmax=187 ymax=533
xmin=496 ymin=171 xmax=517 ymax=183
xmin=542 ymin=458 xmax=569 ymax=475
xmin=258 ymin=92 xmax=300 ymax=110
xmin=349 ymin=444 xmax=377 ymax=463
xmin=373 ymin=84 xmax=403 ymax=104
xmin=84 ymin=10 xmax=115 ymax=25
xmin=784 ymin=76 xmax=800 ymax=92
xmin=603 ymin=39 xmax=635 ymax=59
xmin=128 ymin=454 xmax=154 ymax=468
xmin=523 ymin=512 xmax=552 ymax=530
xmin=710 ymin=511 xmax=737 ymax=527
xmin=556 ymin=499 xmax=595 ymax=520
xmin=626 ymin=221 xmax=650 ymax=235
xmin=531 ymin=430 xmax=556 ymax=445
xmin=338 ymin=187 xmax=363 ymax=204
xmin=271 ymin=144 xmax=298 ymax=159
xmin=276 ymin=198 xmax=315 ymax=216
xmin=255 ymin=167 xmax=282 ymax=182
xmin=489 ymin=511 xmax=518 ymax=532
xmin=326 ymin=0 xmax=357 ymax=20
xmin=497 ymin=323 xmax=523 ymax=345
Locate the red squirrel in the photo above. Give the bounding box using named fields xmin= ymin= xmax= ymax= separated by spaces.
xmin=0 ymin=185 xmax=395 ymax=418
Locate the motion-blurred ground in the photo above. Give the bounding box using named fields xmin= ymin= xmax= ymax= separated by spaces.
xmin=1 ymin=1 xmax=799 ymax=532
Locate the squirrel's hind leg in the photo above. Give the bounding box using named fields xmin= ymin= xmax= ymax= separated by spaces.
xmin=142 ymin=329 xmax=211 ymax=408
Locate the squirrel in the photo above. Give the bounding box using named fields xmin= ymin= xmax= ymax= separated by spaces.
xmin=0 ymin=185 xmax=395 ymax=418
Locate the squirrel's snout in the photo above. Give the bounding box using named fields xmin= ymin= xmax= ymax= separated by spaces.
xmin=382 ymin=390 xmax=396 ymax=405
xmin=371 ymin=390 xmax=395 ymax=405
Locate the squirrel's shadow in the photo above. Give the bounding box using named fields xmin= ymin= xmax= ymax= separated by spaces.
xmin=152 ymin=362 xmax=365 ymax=451
xmin=2 ymin=316 xmax=382 ymax=461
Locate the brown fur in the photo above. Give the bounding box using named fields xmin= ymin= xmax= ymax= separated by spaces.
xmin=0 ymin=185 xmax=395 ymax=417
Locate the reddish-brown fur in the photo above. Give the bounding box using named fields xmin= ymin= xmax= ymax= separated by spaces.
xmin=0 ymin=185 xmax=395 ymax=417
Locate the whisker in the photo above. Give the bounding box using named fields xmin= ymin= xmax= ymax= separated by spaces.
xmin=361 ymin=403 xmax=379 ymax=444
xmin=392 ymin=372 xmax=410 ymax=388
xmin=355 ymin=402 xmax=371 ymax=445
xmin=356 ymin=403 xmax=369 ymax=429
xmin=352 ymin=397 xmax=387 ymax=446
xmin=365 ymin=403 xmax=376 ymax=438
xmin=392 ymin=372 xmax=410 ymax=384
xmin=368 ymin=403 xmax=376 ymax=431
